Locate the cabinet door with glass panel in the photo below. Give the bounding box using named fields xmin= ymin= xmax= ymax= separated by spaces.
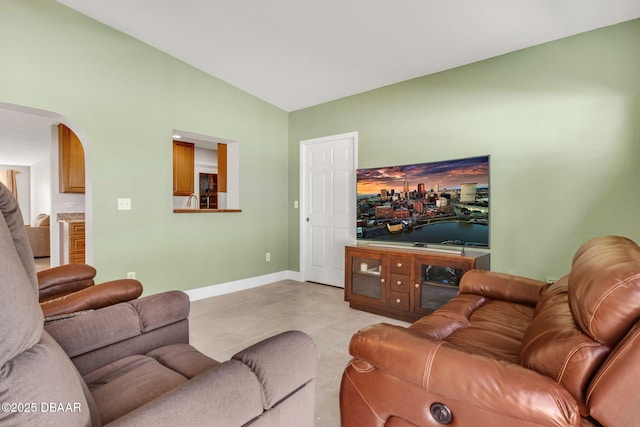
xmin=413 ymin=255 xmax=474 ymax=315
xmin=345 ymin=250 xmax=388 ymax=307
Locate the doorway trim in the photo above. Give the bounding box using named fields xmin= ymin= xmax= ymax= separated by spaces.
xmin=299 ymin=131 xmax=358 ymax=286
xmin=0 ymin=101 xmax=92 ymax=266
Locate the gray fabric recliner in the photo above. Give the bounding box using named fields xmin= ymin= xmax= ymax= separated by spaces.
xmin=0 ymin=182 xmax=318 ymax=426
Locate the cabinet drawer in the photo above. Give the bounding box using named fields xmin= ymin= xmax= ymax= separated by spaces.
xmin=70 ymin=236 xmax=85 ymax=252
xmin=390 ymin=256 xmax=411 ymax=274
xmin=387 ymin=290 xmax=410 ymax=311
xmin=70 ymin=222 xmax=85 ymax=235
xmin=69 ymin=253 xmax=85 ymax=264
xmin=390 ymin=273 xmax=411 ymax=293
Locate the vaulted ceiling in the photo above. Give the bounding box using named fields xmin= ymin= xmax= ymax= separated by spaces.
xmin=3 ymin=1 xmax=640 ymax=165
xmin=57 ymin=0 xmax=640 ymax=112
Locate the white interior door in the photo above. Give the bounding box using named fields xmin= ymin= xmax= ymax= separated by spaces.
xmin=300 ymin=132 xmax=357 ymax=287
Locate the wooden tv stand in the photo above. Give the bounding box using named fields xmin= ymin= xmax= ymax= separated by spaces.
xmin=344 ymin=244 xmax=490 ymax=322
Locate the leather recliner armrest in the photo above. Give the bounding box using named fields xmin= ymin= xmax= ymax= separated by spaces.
xmin=348 ymin=323 xmax=581 ymax=427
xmin=41 ymin=278 xmax=142 ymax=318
xmin=37 ymin=264 xmax=97 ymax=302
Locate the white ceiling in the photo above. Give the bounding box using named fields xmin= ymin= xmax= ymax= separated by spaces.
xmin=56 ymin=0 xmax=640 ymax=112
xmin=3 ymin=1 xmax=640 ymax=166
xmin=0 ymin=108 xmax=54 ymax=167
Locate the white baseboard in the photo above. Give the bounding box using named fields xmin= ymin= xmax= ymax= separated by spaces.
xmin=185 ymin=270 xmax=302 ymax=301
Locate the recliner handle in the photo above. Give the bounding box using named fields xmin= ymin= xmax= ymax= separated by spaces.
xmin=430 ymin=402 xmax=452 ymax=424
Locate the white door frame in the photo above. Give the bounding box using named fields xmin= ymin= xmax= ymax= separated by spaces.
xmin=299 ymin=131 xmax=358 ymax=285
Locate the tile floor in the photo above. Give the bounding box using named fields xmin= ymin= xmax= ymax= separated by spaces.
xmin=34 ymin=257 xmax=51 ymax=272
xmin=189 ymin=280 xmax=409 ymax=427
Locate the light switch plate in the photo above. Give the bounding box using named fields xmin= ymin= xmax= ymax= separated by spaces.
xmin=117 ymin=198 xmax=132 ymax=210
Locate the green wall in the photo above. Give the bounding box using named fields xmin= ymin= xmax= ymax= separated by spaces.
xmin=1 ymin=0 xmax=290 ymax=294
xmin=2 ymin=1 xmax=639 ymax=288
xmin=289 ymin=19 xmax=640 ymax=281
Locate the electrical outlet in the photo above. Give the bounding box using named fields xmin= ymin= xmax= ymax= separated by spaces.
xmin=265 ymin=252 xmax=271 ymax=262
xmin=127 ymin=271 xmax=136 ymax=279
xmin=294 ymin=200 xmax=299 ymax=209
xmin=117 ymin=198 xmax=132 ymax=211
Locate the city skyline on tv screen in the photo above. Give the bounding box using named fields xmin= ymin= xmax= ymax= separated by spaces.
xmin=357 ymin=156 xmax=489 ymax=196
xmin=356 ymin=155 xmax=490 ymax=248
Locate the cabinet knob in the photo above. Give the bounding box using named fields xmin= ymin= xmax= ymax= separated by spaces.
xmin=415 ymin=283 xmax=420 ymax=288
xmin=396 ymin=280 xmax=402 ymax=286
xmin=396 ymin=298 xmax=401 ymax=304
xmin=380 ymin=278 xmax=385 ymax=283
xmin=397 ymin=263 xmax=402 ymax=268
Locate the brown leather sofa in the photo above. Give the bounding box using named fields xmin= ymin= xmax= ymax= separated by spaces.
xmin=340 ymin=235 xmax=640 ymax=427
xmin=38 ymin=263 xmax=143 ymax=318
xmin=0 ymin=182 xmax=318 ymax=426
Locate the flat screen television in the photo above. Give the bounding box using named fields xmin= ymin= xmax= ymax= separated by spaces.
xmin=356 ymin=155 xmax=489 ymax=248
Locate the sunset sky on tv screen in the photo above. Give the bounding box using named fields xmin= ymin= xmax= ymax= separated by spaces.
xmin=357 ymin=156 xmax=489 ymax=195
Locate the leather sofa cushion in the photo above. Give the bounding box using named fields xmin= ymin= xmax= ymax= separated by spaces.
xmin=519 ymin=236 xmax=640 ymax=415
xmin=410 ymin=293 xmax=534 ymax=363
xmin=587 ymin=322 xmax=640 ymax=427
xmin=568 ymin=235 xmax=640 ymax=347
xmin=519 ymin=276 xmax=609 ymax=414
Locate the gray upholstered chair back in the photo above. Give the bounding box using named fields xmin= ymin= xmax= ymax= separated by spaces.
xmin=0 ymin=182 xmax=94 ymax=426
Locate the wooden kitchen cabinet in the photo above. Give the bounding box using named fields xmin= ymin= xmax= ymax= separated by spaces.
xmin=58 ymin=124 xmax=85 ymax=193
xmin=345 ymin=244 xmax=490 ymax=322
xmin=217 ymin=142 xmax=227 ymax=193
xmin=68 ymin=222 xmax=86 ymax=264
xmin=173 ymin=141 xmax=194 ymax=196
